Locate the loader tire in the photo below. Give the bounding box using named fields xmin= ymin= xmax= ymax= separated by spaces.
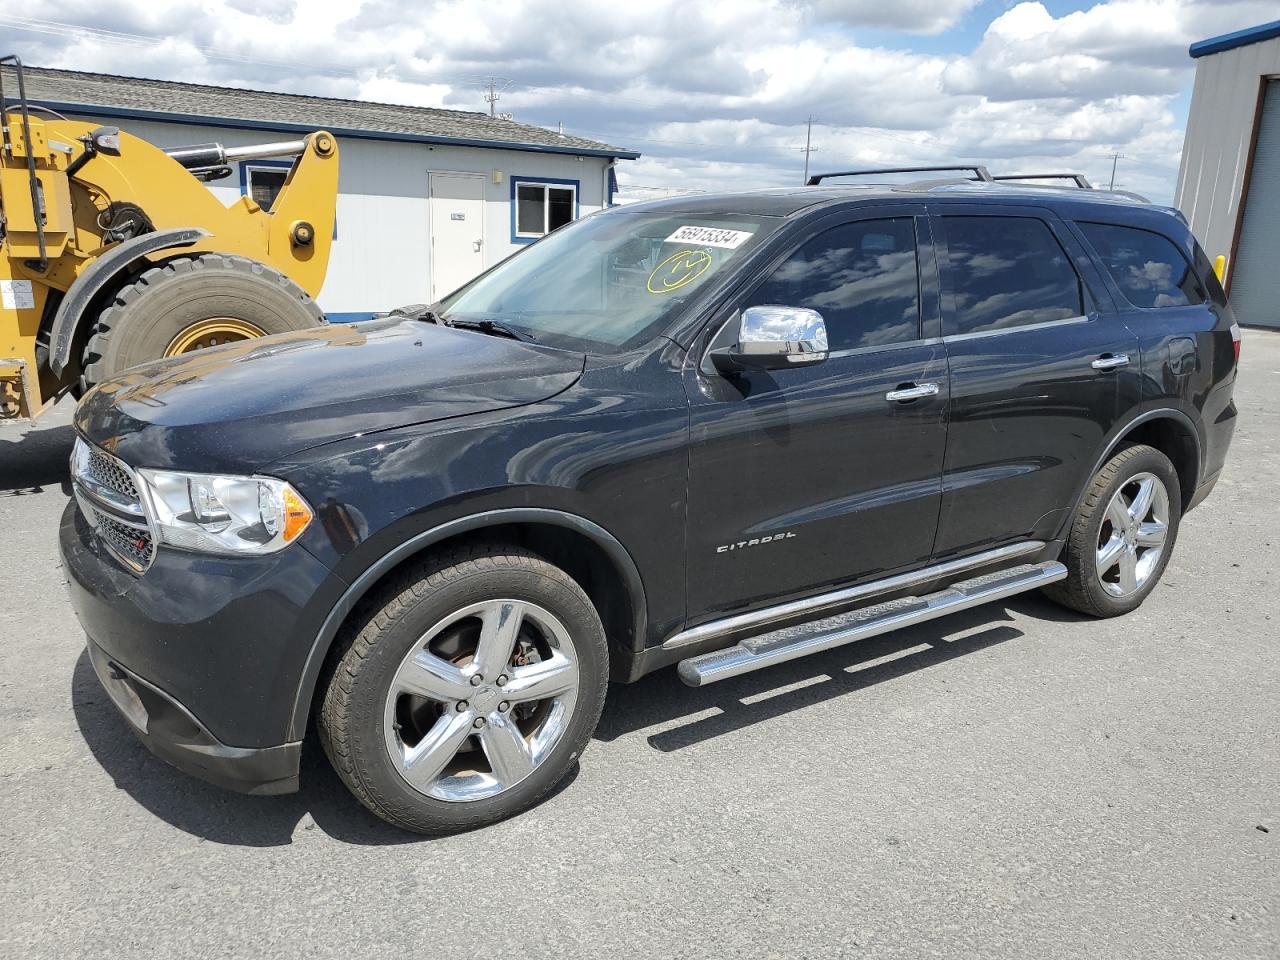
xmin=81 ymin=254 xmax=325 ymax=388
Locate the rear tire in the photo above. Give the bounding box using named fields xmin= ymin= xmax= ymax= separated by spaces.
xmin=318 ymin=543 xmax=609 ymax=835
xmin=81 ymin=254 xmax=324 ymax=387
xmin=1043 ymin=444 xmax=1181 ymax=617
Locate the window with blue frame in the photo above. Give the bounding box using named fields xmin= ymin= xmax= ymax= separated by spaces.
xmin=244 ymin=163 xmax=290 ymax=211
xmin=513 ymin=179 xmax=578 ymax=240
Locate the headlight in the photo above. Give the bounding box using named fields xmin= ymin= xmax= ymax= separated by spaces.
xmin=135 ymin=469 xmax=314 ymax=556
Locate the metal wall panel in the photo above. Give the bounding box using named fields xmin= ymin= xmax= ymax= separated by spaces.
xmin=1175 ymin=36 xmax=1280 ymax=269
xmin=1228 ymin=80 xmax=1280 ymax=327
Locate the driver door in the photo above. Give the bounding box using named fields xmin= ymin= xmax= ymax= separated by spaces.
xmin=683 ymin=206 xmax=950 ymax=622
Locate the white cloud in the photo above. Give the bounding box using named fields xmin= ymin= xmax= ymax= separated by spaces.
xmin=0 ymin=0 xmax=1276 ymax=203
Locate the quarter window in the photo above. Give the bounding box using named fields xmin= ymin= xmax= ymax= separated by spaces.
xmin=515 ymin=181 xmax=577 ymax=238
xmin=746 ymin=217 xmax=920 ymax=352
xmin=943 ymin=216 xmax=1083 ymax=335
xmin=1078 ymin=222 xmax=1204 ymax=308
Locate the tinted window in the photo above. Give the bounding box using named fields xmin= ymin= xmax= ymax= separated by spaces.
xmin=1079 ymin=221 xmax=1204 ymax=308
xmin=944 ymin=216 xmax=1082 ymax=335
xmin=746 ymin=218 xmax=919 ymax=351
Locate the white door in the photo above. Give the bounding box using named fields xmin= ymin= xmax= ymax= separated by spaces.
xmin=429 ymin=172 xmax=486 ymax=300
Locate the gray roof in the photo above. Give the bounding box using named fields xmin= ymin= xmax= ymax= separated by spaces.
xmin=12 ymin=66 xmax=638 ymax=159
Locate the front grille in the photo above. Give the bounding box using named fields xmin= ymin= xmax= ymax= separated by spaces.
xmin=72 ymin=439 xmax=156 ymax=573
xmin=85 ymin=447 xmax=141 ymax=504
xmin=95 ymin=510 xmax=156 ymax=569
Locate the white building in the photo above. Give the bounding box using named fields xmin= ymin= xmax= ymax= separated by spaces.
xmin=1175 ymin=20 xmax=1280 ymax=328
xmin=21 ymin=67 xmax=639 ymax=321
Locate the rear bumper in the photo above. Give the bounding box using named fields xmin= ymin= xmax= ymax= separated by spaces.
xmin=86 ymin=639 xmax=301 ymax=795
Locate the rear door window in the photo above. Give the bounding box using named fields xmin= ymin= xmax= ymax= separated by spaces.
xmin=1078 ymin=221 xmax=1205 ymax=308
xmin=942 ymin=216 xmax=1083 ymax=336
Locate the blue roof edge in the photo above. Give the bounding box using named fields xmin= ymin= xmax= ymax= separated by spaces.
xmin=18 ymin=98 xmax=641 ymax=160
xmin=1189 ymin=19 xmax=1280 ymax=59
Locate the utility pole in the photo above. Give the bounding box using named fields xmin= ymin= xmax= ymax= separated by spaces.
xmin=481 ymin=77 xmax=512 ymax=117
xmin=1108 ymin=152 xmax=1124 ymax=191
xmin=801 ymin=115 xmax=815 ymax=184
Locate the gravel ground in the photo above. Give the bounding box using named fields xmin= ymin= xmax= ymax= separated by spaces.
xmin=1 ymin=333 xmax=1277 ymax=960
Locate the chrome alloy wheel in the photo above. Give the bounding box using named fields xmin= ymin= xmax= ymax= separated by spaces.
xmin=382 ymin=599 xmax=580 ymax=803
xmin=1095 ymin=472 xmax=1170 ymax=598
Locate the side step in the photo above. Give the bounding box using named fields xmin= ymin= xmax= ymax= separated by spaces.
xmin=677 ymin=561 xmax=1066 ymax=687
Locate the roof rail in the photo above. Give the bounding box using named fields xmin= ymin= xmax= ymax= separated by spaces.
xmin=807 ymin=165 xmax=992 ymax=186
xmin=993 ymin=173 xmax=1094 ymax=189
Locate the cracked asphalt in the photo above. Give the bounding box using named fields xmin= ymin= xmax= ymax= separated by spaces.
xmin=1 ymin=332 xmax=1276 ymax=960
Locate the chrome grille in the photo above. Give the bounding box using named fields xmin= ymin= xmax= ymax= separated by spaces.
xmin=85 ymin=448 xmax=141 ymax=504
xmin=71 ymin=439 xmax=155 ymax=573
xmin=95 ymin=511 xmax=155 ymax=568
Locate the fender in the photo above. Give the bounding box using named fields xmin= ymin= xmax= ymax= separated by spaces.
xmin=286 ymin=507 xmax=649 ymax=739
xmin=1054 ymin=407 xmax=1202 ymax=542
xmin=48 ymin=227 xmax=208 ymax=376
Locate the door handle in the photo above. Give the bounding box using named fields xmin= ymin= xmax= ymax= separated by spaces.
xmin=885 ymin=382 xmax=940 ymax=403
xmin=473 ymin=239 xmax=483 ymax=252
xmin=1091 ymin=353 xmax=1130 ymax=371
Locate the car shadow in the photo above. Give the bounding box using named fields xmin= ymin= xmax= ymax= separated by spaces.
xmin=597 ymin=598 xmax=1048 ymax=751
xmin=70 ymin=649 xmax=577 ymax=847
xmin=70 ymin=592 xmax=1069 ymax=846
xmin=0 ymin=420 xmax=75 ymax=494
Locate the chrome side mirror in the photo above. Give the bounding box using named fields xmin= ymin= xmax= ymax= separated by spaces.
xmin=711 ymin=305 xmax=829 ymax=373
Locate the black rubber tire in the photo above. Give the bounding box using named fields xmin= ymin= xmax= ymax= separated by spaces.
xmin=1042 ymin=443 xmax=1182 ymax=618
xmin=81 ymin=253 xmax=324 ymax=388
xmin=317 ymin=542 xmax=609 ymax=835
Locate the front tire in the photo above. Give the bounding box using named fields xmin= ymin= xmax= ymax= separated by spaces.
xmin=1044 ymin=444 xmax=1181 ymax=617
xmin=318 ymin=543 xmax=608 ymax=835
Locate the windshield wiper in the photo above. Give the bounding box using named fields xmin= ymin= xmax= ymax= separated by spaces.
xmin=447 ymin=318 xmax=533 ymax=342
xmin=385 ymin=303 xmax=445 ymax=324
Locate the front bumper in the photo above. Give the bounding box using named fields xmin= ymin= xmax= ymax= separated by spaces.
xmin=86 ymin=639 xmax=301 ymax=795
xmin=60 ymin=498 xmax=342 ymax=794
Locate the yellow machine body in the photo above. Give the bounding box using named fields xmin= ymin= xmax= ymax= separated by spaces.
xmin=1 ymin=112 xmax=338 ymax=419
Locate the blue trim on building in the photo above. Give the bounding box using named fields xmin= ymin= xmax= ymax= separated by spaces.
xmin=509 ymin=175 xmax=581 ymax=245
xmin=325 ymin=311 xmax=379 ymax=323
xmin=23 ymin=98 xmax=641 ymax=160
xmin=1190 ymin=19 xmax=1280 ymax=58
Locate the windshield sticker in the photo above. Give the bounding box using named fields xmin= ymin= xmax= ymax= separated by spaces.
xmin=647 ymin=249 xmax=713 ymax=294
xmin=664 ymin=225 xmax=755 ymax=249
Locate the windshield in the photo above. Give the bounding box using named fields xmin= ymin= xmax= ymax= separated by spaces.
xmin=441 ymin=210 xmax=780 ymax=352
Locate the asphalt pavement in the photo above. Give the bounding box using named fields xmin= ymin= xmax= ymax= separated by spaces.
xmin=2 ymin=333 xmax=1277 ymax=960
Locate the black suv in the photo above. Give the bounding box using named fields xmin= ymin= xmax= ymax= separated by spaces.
xmin=61 ymin=174 xmax=1239 ymax=833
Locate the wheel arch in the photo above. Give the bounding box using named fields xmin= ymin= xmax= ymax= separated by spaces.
xmin=1059 ymin=408 xmax=1202 ymax=544
xmin=288 ymin=508 xmax=649 ymax=739
xmin=47 ymin=227 xmax=208 ymax=376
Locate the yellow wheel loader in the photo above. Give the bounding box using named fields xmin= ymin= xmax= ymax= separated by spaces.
xmin=0 ymin=55 xmax=339 ymax=420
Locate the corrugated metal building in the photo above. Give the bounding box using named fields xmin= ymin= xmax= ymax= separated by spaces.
xmin=13 ymin=67 xmax=638 ymax=321
xmin=1175 ymin=20 xmax=1280 ymax=328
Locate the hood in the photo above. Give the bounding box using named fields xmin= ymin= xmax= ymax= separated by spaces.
xmin=75 ymin=318 xmax=585 ymax=472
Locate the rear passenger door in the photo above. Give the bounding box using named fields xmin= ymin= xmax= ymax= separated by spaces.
xmin=931 ymin=204 xmax=1141 ymax=555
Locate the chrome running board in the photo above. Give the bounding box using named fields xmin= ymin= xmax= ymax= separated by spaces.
xmin=677 ymin=560 xmax=1066 ymax=687
xmin=663 ymin=540 xmax=1046 ymax=651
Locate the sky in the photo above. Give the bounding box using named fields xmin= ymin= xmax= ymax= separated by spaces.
xmin=1 ymin=0 xmax=1277 ymax=204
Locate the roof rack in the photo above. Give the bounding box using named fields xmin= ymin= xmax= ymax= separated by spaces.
xmin=993 ymin=173 xmax=1094 ymax=189
xmin=807 ymin=165 xmax=992 ymax=186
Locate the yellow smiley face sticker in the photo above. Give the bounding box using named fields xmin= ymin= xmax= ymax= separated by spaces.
xmin=647 ymin=249 xmax=713 ymax=294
